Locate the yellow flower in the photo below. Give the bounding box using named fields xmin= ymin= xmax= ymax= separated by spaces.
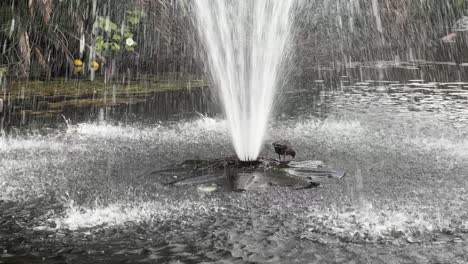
xmin=74 ymin=66 xmax=83 ymax=73
xmin=74 ymin=59 xmax=83 ymax=67
xmin=90 ymin=61 xmax=100 ymax=71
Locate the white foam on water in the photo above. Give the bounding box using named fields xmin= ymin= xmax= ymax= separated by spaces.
xmin=0 ymin=117 xmax=230 ymax=201
xmin=53 ymin=199 xmax=227 ymax=231
xmin=1 ymin=116 xmax=467 ymax=237
xmin=268 ymin=117 xmax=368 ymax=148
xmin=74 ymin=118 xmax=228 ymax=141
xmin=307 ymin=201 xmax=449 ymax=241
xmin=288 ymin=118 xmax=366 ymax=139
xmin=269 ymin=116 xmax=468 ymax=160
xmin=0 ymin=135 xmax=64 ymax=152
xmin=403 ymin=136 xmax=468 ymax=158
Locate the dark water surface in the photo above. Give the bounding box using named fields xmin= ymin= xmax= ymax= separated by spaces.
xmin=1 ymin=83 xmax=468 ymax=263
xmin=0 ymin=86 xmax=217 ymax=131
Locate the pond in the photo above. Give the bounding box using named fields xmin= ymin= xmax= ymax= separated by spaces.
xmin=1 ymin=81 xmax=467 ymax=263
xmin=0 ymin=79 xmax=213 ymax=131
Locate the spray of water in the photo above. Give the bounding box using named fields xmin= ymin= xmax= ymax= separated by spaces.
xmin=192 ymin=0 xmax=296 ymax=161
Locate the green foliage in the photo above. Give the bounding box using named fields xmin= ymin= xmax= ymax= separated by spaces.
xmin=128 ymin=16 xmax=139 ymax=25
xmin=456 ymin=0 xmax=468 ymax=9
xmin=0 ymin=0 xmax=193 ymax=79
xmin=93 ymin=9 xmax=144 ymax=55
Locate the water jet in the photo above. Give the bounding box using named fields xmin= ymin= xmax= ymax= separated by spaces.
xmin=192 ymin=0 xmax=296 ymax=161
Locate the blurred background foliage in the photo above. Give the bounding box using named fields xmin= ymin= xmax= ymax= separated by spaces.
xmin=1 ymin=0 xmax=468 ymax=81
xmin=0 ymin=0 xmax=195 ymax=80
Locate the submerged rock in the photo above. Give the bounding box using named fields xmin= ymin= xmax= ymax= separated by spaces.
xmin=149 ymin=156 xmax=345 ymax=192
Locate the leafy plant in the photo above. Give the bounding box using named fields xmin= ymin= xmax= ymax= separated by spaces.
xmin=94 ymin=10 xmax=144 ymax=54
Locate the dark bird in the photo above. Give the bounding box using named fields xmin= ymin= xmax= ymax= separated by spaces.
xmin=272 ymin=140 xmax=296 ymax=161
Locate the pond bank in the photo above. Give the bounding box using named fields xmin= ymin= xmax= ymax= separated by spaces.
xmin=0 ymin=78 xmax=213 ymax=130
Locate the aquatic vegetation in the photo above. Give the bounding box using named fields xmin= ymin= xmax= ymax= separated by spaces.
xmin=8 ymin=78 xmax=207 ymax=98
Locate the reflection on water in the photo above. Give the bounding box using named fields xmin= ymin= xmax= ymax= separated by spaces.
xmin=0 ymin=86 xmax=218 ymax=131
xmin=0 ymin=85 xmax=331 ymax=132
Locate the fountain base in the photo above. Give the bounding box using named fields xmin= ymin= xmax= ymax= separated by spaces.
xmin=148 ymin=156 xmax=346 ymax=192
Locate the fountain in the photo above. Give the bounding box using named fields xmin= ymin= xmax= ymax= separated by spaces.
xmin=192 ymin=0 xmax=296 ymax=161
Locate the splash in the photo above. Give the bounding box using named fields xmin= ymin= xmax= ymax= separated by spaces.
xmin=192 ymin=0 xmax=296 ymax=160
xmin=52 ymin=199 xmax=226 ymax=230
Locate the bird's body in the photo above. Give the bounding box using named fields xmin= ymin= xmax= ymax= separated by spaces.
xmin=272 ymin=140 xmax=296 ymax=161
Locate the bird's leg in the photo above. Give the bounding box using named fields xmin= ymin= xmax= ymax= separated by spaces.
xmin=278 ymin=154 xmax=281 ymax=161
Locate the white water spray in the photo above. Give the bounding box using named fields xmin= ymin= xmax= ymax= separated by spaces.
xmin=192 ymin=0 xmax=295 ymax=161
